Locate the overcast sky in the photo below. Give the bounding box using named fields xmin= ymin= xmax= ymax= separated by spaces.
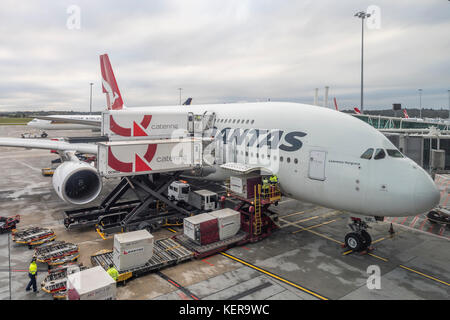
xmin=0 ymin=0 xmax=449 ymax=112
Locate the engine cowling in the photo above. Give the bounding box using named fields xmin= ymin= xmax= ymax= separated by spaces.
xmin=52 ymin=161 xmax=102 ymax=205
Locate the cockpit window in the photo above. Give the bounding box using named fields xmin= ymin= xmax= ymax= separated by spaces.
xmin=360 ymin=148 xmax=374 ymax=159
xmin=387 ymin=149 xmax=404 ymax=158
xmin=374 ymin=148 xmax=386 ymax=160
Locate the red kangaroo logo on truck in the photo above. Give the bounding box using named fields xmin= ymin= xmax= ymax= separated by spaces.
xmin=109 ymin=114 xmax=152 ymax=137
xmin=108 ymin=143 xmax=158 ymax=173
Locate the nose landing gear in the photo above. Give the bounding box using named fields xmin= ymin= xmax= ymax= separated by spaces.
xmin=344 ymin=217 xmax=372 ymax=252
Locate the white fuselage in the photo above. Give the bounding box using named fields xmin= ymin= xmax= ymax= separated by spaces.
xmin=27 ymin=115 xmax=100 ymax=130
xmin=117 ymin=102 xmax=439 ymax=217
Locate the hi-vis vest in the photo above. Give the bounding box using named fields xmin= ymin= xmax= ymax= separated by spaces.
xmin=29 ymin=262 xmax=37 ymax=275
xmin=107 ymin=267 xmax=119 ymax=281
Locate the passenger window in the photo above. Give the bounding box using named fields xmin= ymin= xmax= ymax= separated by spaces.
xmin=387 ymin=149 xmax=404 ymax=158
xmin=280 ymin=156 xmax=283 ymax=162
xmin=246 ymin=120 xmax=249 ymax=124
xmin=360 ymin=148 xmax=374 ymax=160
xmin=287 ymin=157 xmax=291 ymax=163
xmin=374 ymin=149 xmax=386 ymax=160
xmin=251 ymin=120 xmax=255 ymax=124
xmin=294 ymin=158 xmax=298 ymax=164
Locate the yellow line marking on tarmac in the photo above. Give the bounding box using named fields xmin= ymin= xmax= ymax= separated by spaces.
xmin=399 ymin=265 xmax=450 ymax=287
xmin=281 ymin=207 xmax=321 ymax=219
xmin=280 ymin=216 xmax=319 ymax=228
xmin=306 ymin=229 xmax=344 ymax=245
xmin=167 ymin=228 xmax=177 ymax=233
xmin=287 ymin=215 xmax=447 ymax=287
xmin=220 ymin=252 xmax=329 ymax=300
xmin=371 ymin=237 xmax=386 ymax=245
xmin=367 ymin=253 xmax=389 ymax=262
xmin=291 ymin=219 xmax=338 ymax=234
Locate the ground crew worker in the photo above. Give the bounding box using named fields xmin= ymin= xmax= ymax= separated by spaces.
xmin=269 ymin=175 xmax=278 ymax=185
xmin=26 ymin=257 xmax=38 ymax=292
xmin=262 ymin=177 xmax=270 ymax=198
xmin=107 ymin=264 xmax=119 ymax=282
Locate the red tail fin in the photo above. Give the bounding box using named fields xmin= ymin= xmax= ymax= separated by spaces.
xmin=354 ymin=107 xmax=361 ymax=114
xmin=403 ymin=109 xmax=409 ymax=118
xmin=333 ymin=97 xmax=339 ymax=111
xmin=100 ymin=54 xmax=124 ymax=110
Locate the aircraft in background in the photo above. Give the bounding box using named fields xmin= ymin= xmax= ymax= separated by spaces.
xmin=0 ymin=54 xmax=440 ymax=252
xmin=27 ymin=115 xmax=101 ymax=137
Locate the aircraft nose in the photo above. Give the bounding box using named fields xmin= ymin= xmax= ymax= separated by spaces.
xmin=413 ymin=171 xmax=440 ymax=214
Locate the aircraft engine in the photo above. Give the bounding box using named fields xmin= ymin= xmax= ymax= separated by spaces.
xmin=52 ymin=161 xmax=102 ymax=205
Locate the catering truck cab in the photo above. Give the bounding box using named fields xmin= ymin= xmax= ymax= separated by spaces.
xmin=168 ymin=181 xmax=219 ymax=211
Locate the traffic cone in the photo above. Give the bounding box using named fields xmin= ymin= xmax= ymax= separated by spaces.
xmin=389 ymin=223 xmax=395 ymax=235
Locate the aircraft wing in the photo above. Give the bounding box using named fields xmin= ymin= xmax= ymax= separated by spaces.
xmin=0 ymin=138 xmax=98 ymax=154
xmin=34 ymin=116 xmax=101 ymax=127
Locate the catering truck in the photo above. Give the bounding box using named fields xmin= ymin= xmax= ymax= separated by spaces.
xmin=168 ymin=181 xmax=219 ymax=211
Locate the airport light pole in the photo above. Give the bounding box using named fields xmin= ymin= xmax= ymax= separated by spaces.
xmin=89 ymin=82 xmax=94 ymax=114
xmin=354 ymin=11 xmax=371 ymax=114
xmin=418 ymin=89 xmax=423 ymax=118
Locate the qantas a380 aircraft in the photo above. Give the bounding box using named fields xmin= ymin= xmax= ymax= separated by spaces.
xmin=0 ymin=54 xmax=440 ymax=251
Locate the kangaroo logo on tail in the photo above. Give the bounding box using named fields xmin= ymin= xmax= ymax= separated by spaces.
xmin=100 ymin=54 xmax=124 ymax=110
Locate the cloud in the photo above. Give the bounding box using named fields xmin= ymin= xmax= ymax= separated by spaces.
xmin=0 ymin=0 xmax=449 ymax=111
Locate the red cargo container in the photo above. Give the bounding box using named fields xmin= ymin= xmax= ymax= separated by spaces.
xmin=199 ymin=219 xmax=220 ymax=245
xmin=184 ymin=213 xmax=220 ymax=245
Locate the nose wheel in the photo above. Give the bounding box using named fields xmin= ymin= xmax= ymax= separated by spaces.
xmin=344 ymin=218 xmax=372 ymax=252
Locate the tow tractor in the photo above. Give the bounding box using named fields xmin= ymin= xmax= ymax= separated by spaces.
xmin=0 ymin=215 xmax=20 ymax=233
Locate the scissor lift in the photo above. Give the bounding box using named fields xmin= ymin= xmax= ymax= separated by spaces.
xmin=63 ymin=172 xmax=198 ymax=235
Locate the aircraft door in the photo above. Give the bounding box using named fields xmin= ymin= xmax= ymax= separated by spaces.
xmin=308 ymin=150 xmax=327 ymax=181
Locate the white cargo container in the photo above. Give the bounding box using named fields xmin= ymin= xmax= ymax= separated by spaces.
xmin=209 ymin=209 xmax=241 ymax=240
xmin=113 ymin=230 xmax=154 ymax=272
xmin=229 ymin=173 xmax=262 ymax=199
xmin=103 ymin=110 xmax=190 ymax=140
xmin=66 ymin=266 xmax=116 ymax=300
xmin=97 ymin=138 xmax=203 ymax=178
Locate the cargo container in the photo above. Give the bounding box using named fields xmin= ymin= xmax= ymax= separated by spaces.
xmin=113 ymin=230 xmax=154 ymax=272
xmin=183 ymin=213 xmax=219 ymax=245
xmin=188 ymin=189 xmax=219 ymax=211
xmin=103 ymin=110 xmax=190 ymax=140
xmin=66 ymin=266 xmax=116 ymax=300
xmin=97 ymin=138 xmax=203 ymax=178
xmin=209 ymin=209 xmax=241 ymax=240
xmin=229 ymin=174 xmax=262 ymax=199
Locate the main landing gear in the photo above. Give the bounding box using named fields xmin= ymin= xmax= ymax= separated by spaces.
xmin=344 ymin=217 xmax=372 ymax=252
